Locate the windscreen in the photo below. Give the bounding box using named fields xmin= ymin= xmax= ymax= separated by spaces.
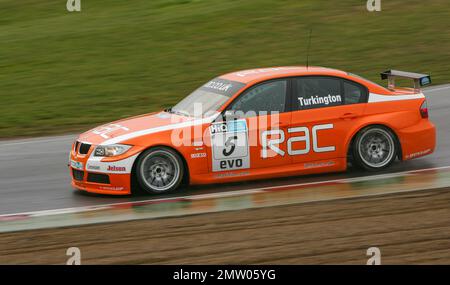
xmin=171 ymin=78 xmax=246 ymax=117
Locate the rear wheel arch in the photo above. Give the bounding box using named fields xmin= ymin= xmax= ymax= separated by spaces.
xmin=346 ymin=123 xmax=403 ymax=163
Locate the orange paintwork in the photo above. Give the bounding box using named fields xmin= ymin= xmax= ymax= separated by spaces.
xmin=69 ymin=66 xmax=436 ymax=195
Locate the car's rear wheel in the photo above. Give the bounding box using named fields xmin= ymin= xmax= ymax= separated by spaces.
xmin=352 ymin=126 xmax=397 ymax=171
xmin=136 ymin=147 xmax=184 ymax=194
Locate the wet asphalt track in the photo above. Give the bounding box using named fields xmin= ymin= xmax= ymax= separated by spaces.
xmin=0 ymin=85 xmax=449 ymax=215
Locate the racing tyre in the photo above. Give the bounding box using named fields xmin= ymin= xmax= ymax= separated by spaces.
xmin=352 ymin=126 xmax=398 ymax=171
xmin=136 ymin=147 xmax=184 ymax=194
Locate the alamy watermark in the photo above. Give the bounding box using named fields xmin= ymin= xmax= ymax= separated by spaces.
xmin=366 ymin=247 xmax=381 ymax=265
xmin=367 ymin=0 xmax=381 ymax=12
xmin=66 ymin=247 xmax=81 ymax=265
xmin=67 ymin=0 xmax=81 ymax=12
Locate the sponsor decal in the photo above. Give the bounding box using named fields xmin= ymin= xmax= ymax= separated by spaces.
xmin=198 ymin=78 xmax=246 ymax=97
xmin=203 ymin=81 xmax=233 ymax=92
xmin=406 ymin=149 xmax=431 ymax=159
xmin=87 ymin=164 xmax=100 ymax=171
xmin=191 ymin=153 xmax=207 ymax=159
xmin=261 ymin=124 xmax=336 ymax=158
xmin=107 ymin=165 xmax=126 ymax=172
xmin=70 ymin=160 xmax=83 ymax=170
xmin=92 ymin=124 xmax=130 ymax=139
xmin=100 ymin=186 xmax=124 ymax=191
xmin=210 ymin=119 xmax=250 ymax=172
xmin=298 ymin=94 xmax=342 ymax=107
xmin=210 ymin=119 xmax=247 ymax=134
xmin=193 ymin=140 xmax=204 ymax=147
xmin=213 ymin=171 xmax=250 ymax=179
xmin=304 ymin=161 xmax=336 ymax=169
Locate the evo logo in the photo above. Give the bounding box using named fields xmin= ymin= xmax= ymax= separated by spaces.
xmin=261 ymin=124 xmax=335 ymax=158
xmin=220 ymin=158 xmax=243 ymax=170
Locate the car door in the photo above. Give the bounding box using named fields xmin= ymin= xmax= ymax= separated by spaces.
xmin=289 ymin=76 xmax=368 ymax=165
xmin=208 ymin=78 xmax=292 ymax=173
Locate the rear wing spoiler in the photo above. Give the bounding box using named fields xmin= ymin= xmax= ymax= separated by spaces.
xmin=380 ymin=70 xmax=431 ymax=91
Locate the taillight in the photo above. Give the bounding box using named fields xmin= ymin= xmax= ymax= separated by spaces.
xmin=420 ymin=100 xmax=429 ymax=118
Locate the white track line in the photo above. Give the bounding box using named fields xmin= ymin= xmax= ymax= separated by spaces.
xmin=424 ymin=85 xmax=450 ymax=93
xmin=0 ymin=135 xmax=75 ymax=147
xmin=1 ymin=165 xmax=449 ymax=219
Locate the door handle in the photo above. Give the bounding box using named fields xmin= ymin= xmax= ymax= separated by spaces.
xmin=340 ymin=113 xmax=358 ymax=120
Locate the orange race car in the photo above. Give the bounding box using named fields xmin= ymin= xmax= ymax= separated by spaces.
xmin=69 ymin=67 xmax=436 ymax=195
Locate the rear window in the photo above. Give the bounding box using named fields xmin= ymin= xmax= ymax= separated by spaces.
xmin=343 ymin=80 xmax=367 ymax=104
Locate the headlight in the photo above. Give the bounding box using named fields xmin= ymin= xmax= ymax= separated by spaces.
xmin=94 ymin=144 xmax=132 ymax=157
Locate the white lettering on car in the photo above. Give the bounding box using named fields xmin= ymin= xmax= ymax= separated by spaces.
xmin=92 ymin=124 xmax=129 ymax=139
xmin=298 ymin=94 xmax=342 ymax=107
xmin=203 ymin=81 xmax=233 ymax=92
xmin=261 ymin=124 xmax=335 ymax=158
xmin=261 ymin=129 xmax=285 ymax=158
xmin=287 ymin=127 xmax=310 ymax=155
xmin=312 ymin=124 xmax=336 ymax=152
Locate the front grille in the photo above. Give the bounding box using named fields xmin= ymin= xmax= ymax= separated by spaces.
xmin=79 ymin=143 xmax=91 ymax=155
xmin=72 ymin=169 xmax=84 ymax=181
xmin=87 ymin=173 xmax=110 ymax=184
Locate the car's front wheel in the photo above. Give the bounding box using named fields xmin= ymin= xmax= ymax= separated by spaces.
xmin=352 ymin=126 xmax=398 ymax=171
xmin=136 ymin=147 xmax=184 ymax=194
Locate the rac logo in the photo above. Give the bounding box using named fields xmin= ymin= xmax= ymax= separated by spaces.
xmin=261 ymin=124 xmax=336 ymax=158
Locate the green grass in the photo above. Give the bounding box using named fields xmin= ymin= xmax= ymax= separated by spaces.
xmin=0 ymin=0 xmax=449 ymax=138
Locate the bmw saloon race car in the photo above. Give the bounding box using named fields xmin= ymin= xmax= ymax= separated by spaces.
xmin=69 ymin=67 xmax=436 ymax=195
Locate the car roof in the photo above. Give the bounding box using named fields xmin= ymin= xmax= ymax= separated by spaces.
xmin=220 ymin=66 xmax=392 ymax=94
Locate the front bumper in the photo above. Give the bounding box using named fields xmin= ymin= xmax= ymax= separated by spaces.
xmin=70 ymin=167 xmax=132 ymax=195
xmin=69 ymin=141 xmax=140 ymax=195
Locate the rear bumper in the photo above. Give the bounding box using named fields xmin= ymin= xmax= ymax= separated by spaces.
xmin=398 ymin=119 xmax=436 ymax=160
xmin=70 ymin=167 xmax=132 ymax=195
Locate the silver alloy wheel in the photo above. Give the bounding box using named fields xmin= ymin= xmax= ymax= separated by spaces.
xmin=357 ymin=128 xmax=395 ymax=168
xmin=139 ymin=150 xmax=181 ymax=192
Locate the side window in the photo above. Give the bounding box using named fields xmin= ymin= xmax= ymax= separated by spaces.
xmin=343 ymin=81 xmax=367 ymax=104
xmin=229 ymin=80 xmax=287 ymax=117
xmin=294 ymin=77 xmax=342 ymax=110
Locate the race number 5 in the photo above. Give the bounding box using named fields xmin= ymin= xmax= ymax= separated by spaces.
xmin=210 ymin=120 xmax=250 ymax=172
